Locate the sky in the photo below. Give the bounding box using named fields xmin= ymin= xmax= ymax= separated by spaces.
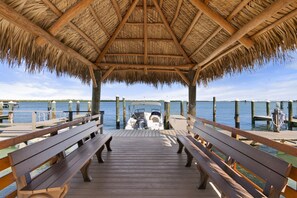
xmin=0 ymin=50 xmax=297 ymax=101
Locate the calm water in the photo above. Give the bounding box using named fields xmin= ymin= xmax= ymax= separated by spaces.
xmin=1 ymin=100 xmax=295 ymax=130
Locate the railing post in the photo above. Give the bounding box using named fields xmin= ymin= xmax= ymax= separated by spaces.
xmin=122 ymin=97 xmax=126 ymax=129
xmin=180 ymin=101 xmax=184 ymax=116
xmin=213 ymin=97 xmax=216 ymax=122
xmin=88 ymin=101 xmax=91 ymax=112
xmin=288 ymin=100 xmax=293 ymax=130
xmin=47 ymin=101 xmax=51 ymax=120
xmin=164 ymin=101 xmax=170 ymax=129
xmin=116 ymin=96 xmax=120 ymax=129
xmin=51 ymin=101 xmax=56 ymax=119
xmin=234 ymin=99 xmax=240 ymax=129
xmin=266 ymin=100 xmax=270 ymax=127
xmin=32 ymin=112 xmax=37 ymax=130
xmin=251 ymin=100 xmax=255 ymax=127
xmin=76 ymin=101 xmax=80 ymax=115
xmin=100 ymin=111 xmax=104 ymax=134
xmin=8 ymin=101 xmax=14 ymax=124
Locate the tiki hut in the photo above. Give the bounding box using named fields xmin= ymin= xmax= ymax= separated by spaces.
xmin=0 ymin=0 xmax=296 ymax=114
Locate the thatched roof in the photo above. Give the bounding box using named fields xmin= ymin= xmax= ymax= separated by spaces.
xmin=0 ymin=0 xmax=296 ymax=86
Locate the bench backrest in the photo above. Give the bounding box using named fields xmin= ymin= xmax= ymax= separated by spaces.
xmin=192 ymin=120 xmax=291 ymax=196
xmin=8 ymin=121 xmax=98 ymax=179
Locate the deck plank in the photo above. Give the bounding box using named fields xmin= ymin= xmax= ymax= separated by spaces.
xmin=67 ymin=133 xmax=219 ymax=198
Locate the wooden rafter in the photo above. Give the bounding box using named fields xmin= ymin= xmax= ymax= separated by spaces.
xmin=41 ymin=0 xmax=101 ymax=54
xmin=126 ymin=22 xmax=164 ymax=26
xmin=180 ymin=10 xmax=202 ymax=45
xmin=36 ymin=0 xmax=94 ymax=45
xmin=175 ymin=68 xmax=190 ymax=86
xmin=111 ymin=69 xmax=187 ymax=73
xmin=194 ymin=0 xmax=294 ymax=70
xmin=115 ymin=38 xmax=174 ymax=42
xmin=192 ymin=65 xmax=201 ymax=86
xmin=0 ymin=1 xmax=98 ymax=87
xmin=98 ymin=63 xmax=194 ymax=70
xmin=89 ymin=6 xmax=110 ymax=38
xmin=160 ymin=0 xmax=164 ymax=8
xmin=190 ymin=0 xmax=252 ymax=58
xmin=170 ymin=0 xmax=183 ymax=27
xmin=189 ymin=0 xmax=253 ymax=48
xmin=152 ymin=0 xmax=192 ymax=64
xmin=101 ymin=66 xmax=116 ymax=81
xmin=105 ymin=53 xmax=184 ymax=59
xmin=95 ymin=0 xmax=139 ymax=64
xmin=144 ymin=0 xmax=148 ymax=73
xmin=110 ymin=0 xmax=123 ymax=21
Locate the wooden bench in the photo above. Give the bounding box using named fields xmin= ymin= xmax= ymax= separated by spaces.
xmin=177 ymin=120 xmax=292 ymax=198
xmin=8 ymin=121 xmax=112 ymax=198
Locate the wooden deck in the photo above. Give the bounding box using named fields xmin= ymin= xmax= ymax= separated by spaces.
xmin=67 ymin=130 xmax=219 ymax=198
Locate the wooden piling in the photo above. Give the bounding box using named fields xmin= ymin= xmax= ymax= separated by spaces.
xmin=235 ymin=99 xmax=240 ymax=129
xmin=116 ymin=96 xmax=120 ymax=129
xmin=266 ymin=100 xmax=270 ymax=126
xmin=280 ymin=101 xmax=283 ymax=110
xmin=288 ymin=100 xmax=293 ymax=130
xmin=47 ymin=101 xmax=51 ymax=120
xmin=180 ymin=101 xmax=184 ymax=116
xmin=68 ymin=101 xmax=73 ymax=122
xmin=51 ymin=101 xmax=56 ymax=119
xmin=251 ymin=100 xmax=255 ymax=126
xmin=68 ymin=100 xmax=73 ymax=112
xmin=164 ymin=101 xmax=170 ymax=129
xmin=0 ymin=101 xmax=3 ymax=123
xmin=32 ymin=112 xmax=37 ymax=130
xmin=87 ymin=101 xmax=91 ymax=112
xmin=123 ymin=97 xmax=126 ymax=129
xmin=76 ymin=101 xmax=80 ymax=115
xmin=272 ymin=108 xmax=280 ymax=132
xmin=213 ymin=97 xmax=216 ymax=122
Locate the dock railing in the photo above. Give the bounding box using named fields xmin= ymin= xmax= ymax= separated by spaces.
xmin=187 ymin=114 xmax=297 ymax=197
xmin=0 ymin=112 xmax=104 ymax=198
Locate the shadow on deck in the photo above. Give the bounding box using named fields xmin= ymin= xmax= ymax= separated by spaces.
xmin=67 ymin=130 xmax=219 ymax=198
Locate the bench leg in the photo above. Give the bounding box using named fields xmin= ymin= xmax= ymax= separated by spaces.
xmin=80 ymin=159 xmax=92 ymax=182
xmin=177 ymin=138 xmax=184 ymax=154
xmin=106 ymin=137 xmax=113 ymax=151
xmin=184 ymin=148 xmax=193 ymax=167
xmin=196 ymin=165 xmax=209 ymax=189
xmin=96 ymin=145 xmax=105 ymax=163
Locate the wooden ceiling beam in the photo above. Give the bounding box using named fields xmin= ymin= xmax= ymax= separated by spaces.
xmin=0 ymin=1 xmax=98 ymax=87
xmin=192 ymin=65 xmax=201 ymax=86
xmin=144 ymin=0 xmax=148 ymax=65
xmin=41 ymin=0 xmax=101 ymax=54
xmin=36 ymin=0 xmax=94 ymax=45
xmin=115 ymin=38 xmax=174 ymax=42
xmin=194 ymin=0 xmax=294 ymax=70
xmin=99 ymin=63 xmax=194 ymax=69
xmin=110 ymin=0 xmax=123 ymax=21
xmin=152 ymin=0 xmax=192 ymax=64
xmin=175 ymin=68 xmax=190 ymax=86
xmin=180 ymin=10 xmax=202 ymax=45
xmin=160 ymin=0 xmax=164 ymax=8
xmin=190 ymin=0 xmax=251 ymax=58
xmin=189 ymin=0 xmax=254 ymax=48
xmin=105 ymin=53 xmax=184 ymax=59
xmin=95 ymin=0 xmax=139 ymax=64
xmin=101 ymin=66 xmax=116 ymax=81
xmin=125 ymin=22 xmax=164 ymax=26
xmin=111 ymin=69 xmax=187 ymax=73
xmin=170 ymin=0 xmax=183 ymax=27
xmin=89 ymin=6 xmax=110 ymax=38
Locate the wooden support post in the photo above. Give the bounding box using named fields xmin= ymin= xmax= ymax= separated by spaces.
xmin=32 ymin=112 xmax=36 ymax=130
xmin=213 ymin=97 xmax=216 ymax=122
xmin=266 ymin=100 xmax=270 ymax=127
xmin=116 ymin=96 xmax=120 ymax=129
xmin=91 ymin=70 xmax=102 ymax=116
xmin=272 ymin=108 xmax=280 ymax=132
xmin=288 ymin=100 xmax=293 ymax=130
xmin=188 ymin=71 xmax=197 ymax=117
xmin=164 ymin=101 xmax=170 ymax=129
xmin=251 ymin=100 xmax=255 ymax=127
xmin=234 ymin=99 xmax=240 ymax=129
xmin=51 ymin=101 xmax=56 ymax=119
xmin=76 ymin=101 xmax=80 ymax=115
xmin=87 ymin=102 xmax=91 ymax=112
xmin=180 ymin=101 xmax=184 ymax=116
xmin=123 ymin=97 xmax=126 ymax=129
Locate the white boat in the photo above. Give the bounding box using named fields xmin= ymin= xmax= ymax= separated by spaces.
xmin=125 ymin=102 xmax=164 ymax=130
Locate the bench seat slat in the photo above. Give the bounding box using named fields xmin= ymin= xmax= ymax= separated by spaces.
xmin=177 ymin=136 xmax=253 ymax=198
xmin=185 ymin=135 xmax=265 ymax=198
xmin=9 ymin=121 xmax=96 ymax=166
xmin=194 ymin=123 xmax=289 ymax=191
xmin=11 ymin=124 xmax=98 ymax=178
xmin=195 ymin=122 xmax=290 ymax=177
xmin=22 ymin=134 xmax=111 ymax=192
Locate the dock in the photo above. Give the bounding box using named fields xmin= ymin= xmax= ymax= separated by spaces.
xmin=253 ymin=115 xmax=297 ymax=124
xmin=168 ymin=115 xmax=187 ymax=131
xmin=67 ymin=130 xmax=219 ymax=198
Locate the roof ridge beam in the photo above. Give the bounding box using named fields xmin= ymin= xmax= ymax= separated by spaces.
xmin=0 ymin=1 xmax=98 ymax=87
xmin=190 ymin=0 xmax=252 ymax=58
xmin=36 ymin=0 xmax=95 ymax=46
xmin=152 ymin=0 xmax=192 ymax=64
xmin=95 ymin=0 xmax=139 ymax=64
xmin=189 ymin=0 xmax=253 ymax=48
xmin=110 ymin=0 xmax=123 ymax=21
xmin=41 ymin=0 xmax=102 ymax=54
xmin=170 ymin=0 xmax=183 ymax=27
xmin=194 ymin=0 xmax=294 ymax=70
